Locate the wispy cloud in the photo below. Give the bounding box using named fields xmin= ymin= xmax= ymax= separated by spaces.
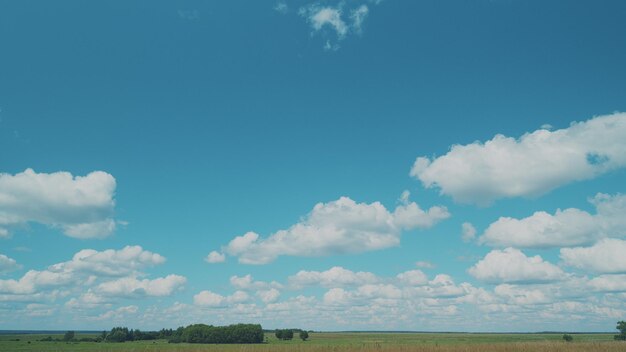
xmin=293 ymin=1 xmax=383 ymax=50
xmin=274 ymin=1 xmax=288 ymax=14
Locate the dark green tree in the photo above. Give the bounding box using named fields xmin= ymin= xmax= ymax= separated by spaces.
xmin=615 ymin=321 xmax=626 ymax=341
xmin=63 ymin=331 xmax=75 ymax=342
xmin=299 ymin=330 xmax=309 ymax=341
xmin=275 ymin=329 xmax=283 ymax=340
xmin=562 ymin=334 xmax=573 ymax=342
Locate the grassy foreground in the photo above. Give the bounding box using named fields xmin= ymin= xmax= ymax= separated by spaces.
xmin=1 ymin=332 xmax=623 ymax=351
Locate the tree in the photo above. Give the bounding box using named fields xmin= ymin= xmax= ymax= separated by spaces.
xmin=615 ymin=321 xmax=626 ymax=341
xmin=63 ymin=331 xmax=75 ymax=342
xmin=275 ymin=329 xmax=293 ymax=341
xmin=562 ymin=334 xmax=573 ymax=342
xmin=299 ymin=330 xmax=309 ymax=341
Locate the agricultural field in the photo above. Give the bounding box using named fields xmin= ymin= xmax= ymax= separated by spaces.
xmin=1 ymin=332 xmax=623 ymax=352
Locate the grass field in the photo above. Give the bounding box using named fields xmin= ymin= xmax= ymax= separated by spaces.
xmin=0 ymin=332 xmax=623 ymax=351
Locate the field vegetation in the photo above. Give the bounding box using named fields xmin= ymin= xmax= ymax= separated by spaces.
xmin=1 ymin=331 xmax=624 ymax=352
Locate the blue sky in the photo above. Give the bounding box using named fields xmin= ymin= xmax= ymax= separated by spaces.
xmin=1 ymin=0 xmax=626 ymax=332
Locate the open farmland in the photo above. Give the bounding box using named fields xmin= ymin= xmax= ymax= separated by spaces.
xmin=1 ymin=332 xmax=623 ymax=352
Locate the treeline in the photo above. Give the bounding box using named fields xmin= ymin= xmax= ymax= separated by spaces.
xmin=97 ymin=324 xmax=263 ymax=344
xmin=168 ymin=324 xmax=263 ymax=344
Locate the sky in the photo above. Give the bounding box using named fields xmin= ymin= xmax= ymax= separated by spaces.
xmin=1 ymin=0 xmax=626 ymax=332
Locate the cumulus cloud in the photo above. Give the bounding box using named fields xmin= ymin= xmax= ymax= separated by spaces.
xmin=588 ymin=275 xmax=626 ymax=292
xmin=49 ymin=245 xmax=166 ymax=277
xmin=0 ymin=269 xmax=75 ymax=295
xmin=96 ymin=275 xmax=186 ymax=298
xmin=256 ymin=288 xmax=280 ymax=303
xmin=289 ymin=266 xmax=379 ymax=288
xmin=396 ymin=270 xmax=428 ymax=286
xmin=0 ymin=254 xmax=19 ymax=274
xmin=205 ymin=251 xmax=226 ymax=263
xmin=229 ymin=274 xmax=281 ymax=291
xmin=193 ymin=290 xmax=250 ymax=307
xmin=493 ymin=284 xmax=551 ymax=305
xmin=560 ymin=239 xmax=626 ymax=274
xmin=0 ymin=169 xmax=117 ymax=238
xmin=0 ymin=246 xmax=182 ymax=306
xmin=411 ymin=113 xmax=626 ymax=204
xmin=479 ymin=193 xmax=626 ymax=248
xmin=223 ymin=196 xmax=449 ymax=264
xmin=468 ymin=248 xmax=565 ymax=284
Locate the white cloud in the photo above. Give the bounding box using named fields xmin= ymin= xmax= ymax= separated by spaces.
xmin=49 ymin=245 xmax=166 ymax=277
xmin=350 ymin=5 xmax=369 ymax=33
xmin=274 ymin=1 xmax=288 ymax=14
xmin=0 ymin=245 xmax=181 ymax=308
xmin=256 ymin=288 xmax=280 ymax=303
xmin=96 ymin=275 xmax=186 ymax=298
xmin=415 ymin=261 xmax=435 ymax=269
xmin=479 ymin=193 xmax=626 ymax=248
xmin=461 ymin=222 xmax=477 ymax=243
xmin=93 ymin=305 xmax=138 ymax=321
xmin=301 ymin=6 xmax=348 ymax=39
xmin=560 ymin=239 xmax=626 ymax=274
xmin=205 ymin=251 xmax=226 ymax=263
xmin=411 ymin=113 xmax=626 ymax=204
xmin=409 ymin=274 xmax=469 ymax=298
xmin=193 ymin=290 xmax=250 ymax=307
xmin=468 ymin=248 xmax=565 ymax=284
xmin=0 ymin=254 xmax=19 ymax=274
xmin=193 ymin=290 xmax=225 ymax=307
xmin=223 ymin=196 xmax=448 ymax=264
xmin=0 ymin=169 xmax=117 ymax=238
xmin=493 ymin=284 xmax=551 ymax=305
xmin=589 ymin=275 xmax=626 ymax=292
xmin=396 ymin=270 xmax=428 ymax=286
xmin=289 ymin=266 xmax=379 ymax=288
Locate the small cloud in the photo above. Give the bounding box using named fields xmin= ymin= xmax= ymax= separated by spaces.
xmin=415 ymin=261 xmax=435 ymax=269
xmin=350 ymin=5 xmax=369 ymax=33
xmin=274 ymin=1 xmax=288 ymax=14
xmin=461 ymin=222 xmax=477 ymax=243
xmin=178 ymin=9 xmax=199 ymax=20
xmin=398 ymin=190 xmax=411 ymax=205
xmin=0 ymin=254 xmax=20 ymax=274
xmin=205 ymin=251 xmax=226 ymax=264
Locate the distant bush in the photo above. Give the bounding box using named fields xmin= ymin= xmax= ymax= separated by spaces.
xmin=63 ymin=331 xmax=75 ymax=342
xmin=299 ymin=330 xmax=309 ymax=341
xmin=168 ymin=324 xmax=263 ymax=344
xmin=562 ymin=334 xmax=573 ymax=342
xmin=616 ymin=320 xmax=626 ymax=341
xmin=275 ymin=329 xmax=294 ymax=340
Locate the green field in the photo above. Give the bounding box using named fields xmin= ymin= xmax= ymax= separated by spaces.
xmin=0 ymin=332 xmax=623 ymax=352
